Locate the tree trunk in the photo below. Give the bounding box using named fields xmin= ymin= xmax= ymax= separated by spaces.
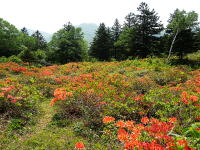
xmin=168 ymin=30 xmax=179 ymax=59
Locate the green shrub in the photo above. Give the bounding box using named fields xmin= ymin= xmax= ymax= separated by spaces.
xmin=131 ymin=76 xmax=158 ymax=94
xmin=150 ymin=68 xmax=188 ymax=85
xmin=8 ymin=55 xmax=22 ymax=63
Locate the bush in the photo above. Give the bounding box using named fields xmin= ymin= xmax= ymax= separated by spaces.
xmin=55 ymin=93 xmax=104 ymax=131
xmin=131 ymin=76 xmax=158 ymax=94
xmin=8 ymin=55 xmax=22 ymax=63
xmin=150 ymin=68 xmax=188 ymax=85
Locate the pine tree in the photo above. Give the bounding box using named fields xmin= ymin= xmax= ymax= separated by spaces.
xmin=90 ymin=23 xmax=113 ymax=61
xmin=134 ymin=2 xmax=163 ymax=57
xmin=32 ymin=30 xmax=47 ymax=50
xmin=124 ymin=13 xmax=136 ymax=28
xmin=21 ymin=27 xmax=29 ymax=35
xmin=111 ymin=19 xmax=121 ymax=42
xmin=111 ymin=19 xmax=122 ymax=59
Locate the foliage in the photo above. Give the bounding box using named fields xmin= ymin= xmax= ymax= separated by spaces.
xmin=0 ymin=18 xmax=21 ymax=57
xmin=90 ymin=23 xmax=113 ymax=61
xmin=167 ymin=9 xmax=199 ymax=58
xmin=49 ymin=22 xmax=88 ymax=64
xmin=115 ymin=2 xmax=163 ymax=59
xmin=31 ymin=30 xmax=48 ymax=50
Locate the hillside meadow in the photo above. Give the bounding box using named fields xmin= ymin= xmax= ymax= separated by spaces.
xmin=0 ymin=57 xmax=199 ymax=150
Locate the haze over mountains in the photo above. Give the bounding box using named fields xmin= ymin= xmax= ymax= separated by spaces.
xmin=77 ymin=23 xmax=98 ymax=44
xmin=26 ymin=23 xmax=98 ymax=44
xmin=27 ymin=29 xmax=53 ymax=42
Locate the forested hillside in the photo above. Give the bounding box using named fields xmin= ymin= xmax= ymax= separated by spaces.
xmin=1 ymin=2 xmax=200 ymax=64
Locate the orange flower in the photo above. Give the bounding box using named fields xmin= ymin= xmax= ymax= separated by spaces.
xmin=117 ymin=130 xmax=129 ymax=142
xmin=141 ymin=117 xmax=149 ymax=124
xmin=189 ymin=95 xmax=198 ymax=102
xmin=150 ymin=118 xmax=159 ymax=124
xmin=118 ymin=128 xmax=128 ymax=135
xmin=125 ymin=121 xmax=134 ymax=127
xmin=66 ymin=92 xmax=73 ymax=97
xmin=177 ymin=139 xmax=187 ymax=146
xmin=169 ymin=117 xmax=177 ymax=123
xmin=75 ymin=142 xmax=85 ymax=149
xmin=103 ymin=116 xmax=115 ymax=124
xmin=50 ymin=98 xmax=58 ymax=106
xmin=115 ymin=120 xmax=126 ymax=128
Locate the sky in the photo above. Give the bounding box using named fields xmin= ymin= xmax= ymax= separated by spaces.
xmin=0 ymin=0 xmax=200 ymax=33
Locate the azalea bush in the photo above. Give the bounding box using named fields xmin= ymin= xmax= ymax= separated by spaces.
xmin=101 ymin=116 xmax=197 ymax=150
xmin=0 ymin=80 xmax=39 ymax=119
xmin=0 ymin=58 xmax=199 ymax=149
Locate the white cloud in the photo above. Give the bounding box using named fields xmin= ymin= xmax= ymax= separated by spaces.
xmin=0 ymin=0 xmax=199 ymax=33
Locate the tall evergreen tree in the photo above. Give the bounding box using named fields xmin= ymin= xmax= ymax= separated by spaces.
xmin=134 ymin=2 xmax=163 ymax=57
xmin=116 ymin=2 xmax=163 ymax=58
xmin=124 ymin=13 xmax=136 ymax=28
xmin=32 ymin=30 xmax=47 ymax=50
xmin=21 ymin=27 xmax=29 ymax=35
xmin=90 ymin=23 xmax=113 ymax=61
xmin=111 ymin=19 xmax=121 ymax=42
xmin=111 ymin=19 xmax=122 ymax=59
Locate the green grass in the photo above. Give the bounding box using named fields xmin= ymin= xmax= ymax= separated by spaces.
xmin=0 ymin=100 xmax=107 ymax=150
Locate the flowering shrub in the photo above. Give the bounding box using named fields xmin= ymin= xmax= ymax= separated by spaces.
xmin=75 ymin=142 xmax=85 ymax=149
xmin=102 ymin=116 xmax=195 ymax=150
xmin=0 ymin=59 xmax=199 ymax=149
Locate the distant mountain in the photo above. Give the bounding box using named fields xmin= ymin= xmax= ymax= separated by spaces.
xmin=77 ymin=23 xmax=98 ymax=44
xmin=27 ymin=29 xmax=53 ymax=42
xmin=24 ymin=23 xmax=98 ymax=44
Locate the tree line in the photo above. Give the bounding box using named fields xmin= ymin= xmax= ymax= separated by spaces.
xmin=0 ymin=2 xmax=200 ymax=64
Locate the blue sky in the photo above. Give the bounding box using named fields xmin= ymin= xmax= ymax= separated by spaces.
xmin=0 ymin=0 xmax=199 ymax=33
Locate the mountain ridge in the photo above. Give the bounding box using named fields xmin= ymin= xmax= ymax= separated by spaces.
xmin=25 ymin=23 xmax=98 ymax=43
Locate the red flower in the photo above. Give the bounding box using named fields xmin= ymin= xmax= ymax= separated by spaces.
xmin=11 ymin=99 xmax=17 ymax=103
xmin=75 ymin=142 xmax=85 ymax=149
xmin=141 ymin=117 xmax=149 ymax=124
xmin=150 ymin=118 xmax=159 ymax=124
xmin=117 ymin=130 xmax=129 ymax=142
xmin=118 ymin=128 xmax=128 ymax=135
xmin=7 ymin=95 xmax=14 ymax=99
xmin=177 ymin=139 xmax=187 ymax=146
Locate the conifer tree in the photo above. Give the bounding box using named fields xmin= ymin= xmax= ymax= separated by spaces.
xmin=134 ymin=2 xmax=163 ymax=57
xmin=90 ymin=23 xmax=113 ymax=61
xmin=124 ymin=13 xmax=136 ymax=28
xmin=111 ymin=19 xmax=122 ymax=59
xmin=116 ymin=2 xmax=163 ymax=58
xmin=32 ymin=30 xmax=47 ymax=50
xmin=21 ymin=27 xmax=29 ymax=35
